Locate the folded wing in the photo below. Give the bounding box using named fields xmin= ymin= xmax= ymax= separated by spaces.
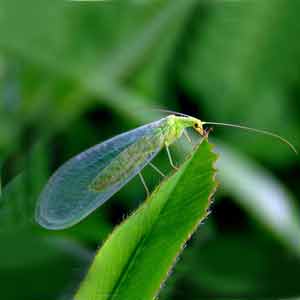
xmin=35 ymin=119 xmax=165 ymax=229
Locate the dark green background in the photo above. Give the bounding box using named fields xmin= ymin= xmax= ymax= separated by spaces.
xmin=0 ymin=1 xmax=300 ymax=299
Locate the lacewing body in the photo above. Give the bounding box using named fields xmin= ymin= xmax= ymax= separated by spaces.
xmin=36 ymin=115 xmax=204 ymax=229
xmin=36 ymin=112 xmax=296 ymax=230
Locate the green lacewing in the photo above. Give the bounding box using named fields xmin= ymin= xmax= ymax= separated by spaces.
xmin=36 ymin=112 xmax=296 ymax=229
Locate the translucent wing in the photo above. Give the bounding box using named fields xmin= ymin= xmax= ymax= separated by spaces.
xmin=35 ymin=119 xmax=166 ymax=229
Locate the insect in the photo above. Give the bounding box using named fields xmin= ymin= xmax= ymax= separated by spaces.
xmin=35 ymin=111 xmax=297 ymax=229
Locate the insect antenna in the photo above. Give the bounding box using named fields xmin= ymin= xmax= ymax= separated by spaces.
xmin=202 ymin=121 xmax=298 ymax=154
xmin=150 ymin=108 xmax=191 ymax=118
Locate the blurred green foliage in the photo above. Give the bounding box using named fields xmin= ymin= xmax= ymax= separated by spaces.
xmin=0 ymin=1 xmax=300 ymax=299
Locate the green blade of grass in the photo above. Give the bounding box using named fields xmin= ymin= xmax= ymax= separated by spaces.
xmin=217 ymin=141 xmax=300 ymax=256
xmin=75 ymin=139 xmax=218 ymax=300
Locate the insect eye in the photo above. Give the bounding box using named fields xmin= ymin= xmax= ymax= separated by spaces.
xmin=194 ymin=123 xmax=199 ymax=128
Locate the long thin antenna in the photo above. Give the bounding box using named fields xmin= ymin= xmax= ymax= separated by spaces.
xmin=203 ymin=121 xmax=297 ymax=154
xmin=150 ymin=108 xmax=191 ymax=118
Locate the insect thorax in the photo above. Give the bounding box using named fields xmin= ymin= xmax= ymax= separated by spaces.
xmin=163 ymin=115 xmax=188 ymax=146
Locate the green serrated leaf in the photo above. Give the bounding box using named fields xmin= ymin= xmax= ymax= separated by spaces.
xmin=75 ymin=139 xmax=217 ymax=300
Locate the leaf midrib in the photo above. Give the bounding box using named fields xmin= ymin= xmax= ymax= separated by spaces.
xmin=106 ymin=147 xmax=206 ymax=300
xmin=106 ymin=161 xmax=186 ymax=299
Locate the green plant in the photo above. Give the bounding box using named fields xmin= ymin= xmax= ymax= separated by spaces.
xmin=1 ymin=1 xmax=300 ymax=299
xmin=75 ymin=140 xmax=217 ymax=300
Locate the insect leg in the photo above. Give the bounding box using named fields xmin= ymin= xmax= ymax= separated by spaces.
xmin=165 ymin=145 xmax=179 ymax=170
xmin=148 ymin=162 xmax=166 ymax=177
xmin=183 ymin=129 xmax=196 ymax=149
xmin=138 ymin=172 xmax=150 ymax=197
xmin=204 ymin=127 xmax=214 ymax=139
xmin=183 ymin=129 xmax=193 ymax=144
